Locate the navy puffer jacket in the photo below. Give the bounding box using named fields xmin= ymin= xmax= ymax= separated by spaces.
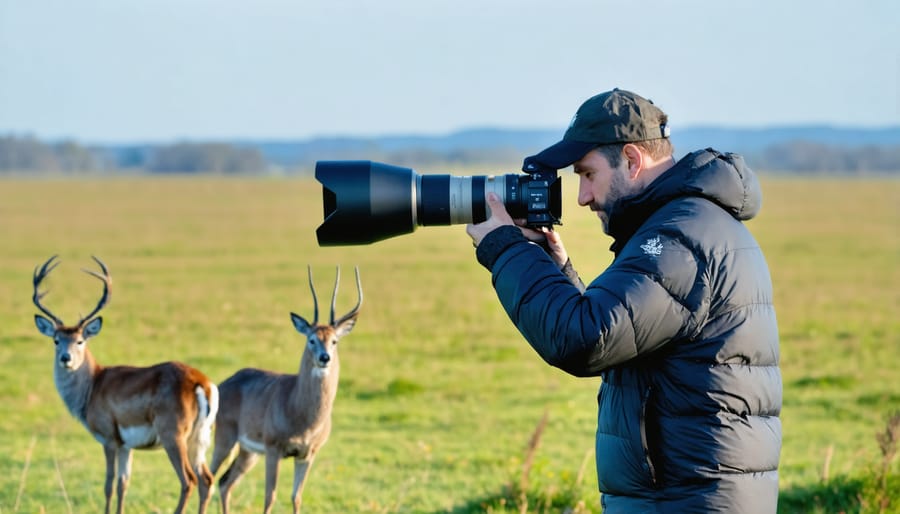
xmin=476 ymin=149 xmax=781 ymax=513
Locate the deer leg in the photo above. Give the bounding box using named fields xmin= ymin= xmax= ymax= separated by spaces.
xmin=102 ymin=445 xmax=116 ymax=514
xmin=263 ymin=449 xmax=282 ymax=514
xmin=188 ymin=431 xmax=214 ymax=514
xmin=195 ymin=461 xmax=214 ymax=514
xmin=291 ymin=457 xmax=314 ymax=514
xmin=218 ymin=448 xmax=258 ymax=514
xmin=115 ymin=448 xmax=133 ymax=514
xmin=209 ymin=420 xmax=238 ymax=477
xmin=162 ymin=438 xmax=196 ymax=514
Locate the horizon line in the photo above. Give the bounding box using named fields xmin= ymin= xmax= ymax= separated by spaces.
xmin=3 ymin=122 xmax=900 ymax=146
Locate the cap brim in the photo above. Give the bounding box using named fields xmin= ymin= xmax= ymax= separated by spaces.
xmin=523 ymin=139 xmax=596 ymax=171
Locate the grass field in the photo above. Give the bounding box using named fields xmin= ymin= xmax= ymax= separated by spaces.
xmin=0 ymin=173 xmax=898 ymax=513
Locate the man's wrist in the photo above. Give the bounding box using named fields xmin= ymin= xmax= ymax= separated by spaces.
xmin=475 ymin=225 xmax=527 ymax=270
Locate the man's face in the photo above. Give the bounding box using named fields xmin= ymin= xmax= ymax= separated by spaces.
xmin=574 ymin=149 xmax=637 ymax=234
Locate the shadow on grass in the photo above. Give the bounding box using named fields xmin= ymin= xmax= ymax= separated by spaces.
xmin=352 ymin=378 xmax=425 ymax=401
xmin=422 ymin=411 xmax=598 ymax=514
xmin=778 ymin=476 xmax=864 ymax=513
xmin=435 ymin=493 xmax=515 ymax=514
xmin=426 ymin=478 xmax=873 ymax=514
xmin=434 ymin=490 xmax=594 ymax=514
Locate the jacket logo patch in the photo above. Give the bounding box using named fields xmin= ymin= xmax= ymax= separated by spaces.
xmin=640 ymin=236 xmax=663 ymax=256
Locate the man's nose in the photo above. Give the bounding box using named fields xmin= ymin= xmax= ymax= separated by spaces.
xmin=577 ymin=181 xmax=592 ymax=207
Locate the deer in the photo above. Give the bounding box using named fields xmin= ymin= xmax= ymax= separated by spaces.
xmin=31 ymin=255 xmax=219 ymax=514
xmin=210 ymin=266 xmax=362 ymax=514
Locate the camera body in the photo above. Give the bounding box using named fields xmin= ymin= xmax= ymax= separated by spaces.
xmin=507 ymin=165 xmax=560 ymax=228
xmin=315 ymin=161 xmax=561 ymax=246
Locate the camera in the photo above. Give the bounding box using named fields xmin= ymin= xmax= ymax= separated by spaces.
xmin=315 ymin=161 xmax=561 ymax=246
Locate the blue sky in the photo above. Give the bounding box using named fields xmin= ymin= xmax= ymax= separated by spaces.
xmin=1 ymin=0 xmax=898 ymax=143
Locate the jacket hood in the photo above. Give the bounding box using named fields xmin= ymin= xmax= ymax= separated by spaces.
xmin=607 ymin=148 xmax=762 ymax=252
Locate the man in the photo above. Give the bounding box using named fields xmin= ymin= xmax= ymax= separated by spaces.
xmin=466 ymin=88 xmax=781 ymax=513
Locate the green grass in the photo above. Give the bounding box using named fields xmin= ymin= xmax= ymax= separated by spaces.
xmin=0 ymin=174 xmax=897 ymax=513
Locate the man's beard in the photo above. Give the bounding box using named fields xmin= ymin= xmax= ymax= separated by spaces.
xmin=592 ymin=165 xmax=637 ymax=235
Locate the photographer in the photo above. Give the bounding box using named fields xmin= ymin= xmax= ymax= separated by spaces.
xmin=467 ymin=89 xmax=781 ymax=513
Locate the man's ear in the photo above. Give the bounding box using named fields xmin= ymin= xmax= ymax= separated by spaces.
xmin=622 ymin=143 xmax=644 ymax=179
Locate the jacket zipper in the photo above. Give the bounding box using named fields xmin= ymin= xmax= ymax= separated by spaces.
xmin=639 ymin=385 xmax=659 ymax=487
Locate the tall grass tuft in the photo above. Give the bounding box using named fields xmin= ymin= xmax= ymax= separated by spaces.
xmin=517 ymin=410 xmax=549 ymax=514
xmin=14 ymin=436 xmax=37 ymax=511
xmin=861 ymin=410 xmax=900 ymax=513
xmin=480 ymin=412 xmax=595 ymax=514
xmin=51 ymin=438 xmax=73 ymax=514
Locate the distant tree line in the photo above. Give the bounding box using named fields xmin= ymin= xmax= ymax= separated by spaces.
xmin=0 ymin=135 xmax=97 ymax=172
xmin=754 ymin=141 xmax=900 ymax=174
xmin=144 ymin=142 xmax=265 ymax=173
xmin=0 ymin=135 xmax=266 ymax=173
xmin=362 ymin=147 xmax=527 ymax=169
xmin=1 ymin=133 xmax=899 ymax=174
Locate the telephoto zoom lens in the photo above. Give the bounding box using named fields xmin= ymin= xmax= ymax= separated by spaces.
xmin=416 ymin=173 xmax=520 ymax=226
xmin=315 ymin=161 xmax=560 ymax=246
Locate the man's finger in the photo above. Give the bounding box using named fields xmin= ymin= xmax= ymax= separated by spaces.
xmin=541 ymin=226 xmax=558 ymax=240
xmin=519 ymin=226 xmax=544 ymax=241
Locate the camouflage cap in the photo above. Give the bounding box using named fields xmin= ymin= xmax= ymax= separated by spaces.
xmin=523 ymin=88 xmax=670 ymax=172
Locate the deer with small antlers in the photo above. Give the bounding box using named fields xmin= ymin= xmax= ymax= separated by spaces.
xmin=32 ymin=255 xmax=219 ymax=514
xmin=210 ymin=266 xmax=362 ymax=514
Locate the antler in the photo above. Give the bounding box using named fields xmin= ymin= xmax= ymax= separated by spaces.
xmin=33 ymin=255 xmax=64 ymax=325
xmin=77 ymin=256 xmax=112 ymax=327
xmin=307 ymin=266 xmax=362 ymax=327
xmin=332 ymin=267 xmax=362 ymax=327
xmin=307 ymin=265 xmax=319 ymax=326
xmin=329 ymin=267 xmax=340 ymax=325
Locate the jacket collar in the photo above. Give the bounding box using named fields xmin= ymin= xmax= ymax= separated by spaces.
xmin=607 ymin=148 xmax=761 ymax=255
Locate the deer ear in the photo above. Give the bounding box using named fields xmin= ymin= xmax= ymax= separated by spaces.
xmin=35 ymin=314 xmax=57 ymax=337
xmin=290 ymin=312 xmax=313 ymax=335
xmin=83 ymin=317 xmax=103 ymax=338
xmin=334 ymin=314 xmax=358 ymax=339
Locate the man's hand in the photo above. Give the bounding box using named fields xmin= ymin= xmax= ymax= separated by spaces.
xmin=466 ymin=192 xmax=514 ymax=246
xmin=466 ymin=192 xmax=570 ymax=269
xmin=521 ymin=226 xmax=569 ymax=269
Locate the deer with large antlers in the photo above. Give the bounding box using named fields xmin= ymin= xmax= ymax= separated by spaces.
xmin=32 ymin=255 xmax=219 ymax=514
xmin=210 ymin=266 xmax=362 ymax=514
